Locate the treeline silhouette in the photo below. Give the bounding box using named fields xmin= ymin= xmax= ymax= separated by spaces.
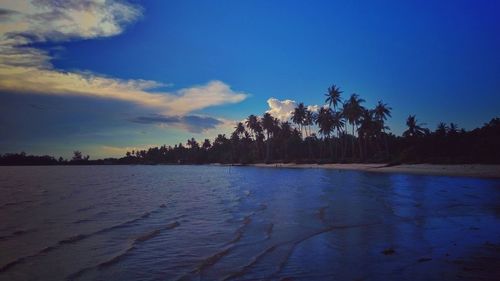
xmin=1 ymin=84 xmax=499 ymax=165
xmin=0 ymin=150 xmax=116 ymax=166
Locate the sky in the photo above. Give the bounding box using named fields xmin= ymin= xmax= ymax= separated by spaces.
xmin=0 ymin=0 xmax=499 ymax=158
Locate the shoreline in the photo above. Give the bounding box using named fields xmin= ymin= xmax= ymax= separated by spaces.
xmin=246 ymin=163 xmax=500 ymax=179
xmin=2 ymin=163 xmax=499 ymax=179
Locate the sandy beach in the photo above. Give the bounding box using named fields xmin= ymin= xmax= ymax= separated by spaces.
xmin=250 ymin=163 xmax=500 ymax=178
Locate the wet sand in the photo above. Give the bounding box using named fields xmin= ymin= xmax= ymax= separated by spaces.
xmin=250 ymin=163 xmax=500 ymax=178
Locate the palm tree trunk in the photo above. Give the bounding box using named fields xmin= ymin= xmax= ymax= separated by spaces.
xmin=323 ymin=136 xmax=326 ymax=161
xmin=308 ymin=138 xmax=313 ymax=161
xmin=335 ymin=130 xmax=339 ymax=162
xmin=284 ymin=140 xmax=288 ymax=162
xmin=341 ymin=129 xmax=347 ymax=160
xmin=265 ymin=132 xmax=270 ymax=163
xmin=364 ymin=135 xmax=369 ymax=161
xmin=329 ymin=134 xmax=334 ymax=162
xmin=383 ymin=128 xmax=389 ymax=159
xmin=357 ymin=125 xmax=363 ymax=161
xmin=351 ymin=124 xmax=356 ymax=159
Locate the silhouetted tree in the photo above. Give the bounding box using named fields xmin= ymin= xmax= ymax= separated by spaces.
xmin=343 ymin=94 xmax=365 ymax=159
xmin=4 ymin=83 xmax=499 ymax=166
xmin=292 ymin=103 xmax=306 ymax=136
xmin=403 ymin=115 xmax=427 ymax=138
xmin=72 ymin=151 xmax=83 ymax=161
xmin=374 ymin=101 xmax=392 ymax=158
xmin=262 ymin=113 xmax=274 ymax=162
xmin=325 ymin=84 xmax=343 ymax=112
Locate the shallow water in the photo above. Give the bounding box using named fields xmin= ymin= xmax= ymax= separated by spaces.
xmin=0 ymin=165 xmax=499 ymax=281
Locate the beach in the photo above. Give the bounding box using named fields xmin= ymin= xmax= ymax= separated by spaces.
xmin=250 ymin=163 xmax=500 ymax=178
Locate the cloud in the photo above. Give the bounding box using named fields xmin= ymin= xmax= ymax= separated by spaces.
xmin=266 ymin=98 xmax=325 ymax=121
xmin=131 ymin=114 xmax=224 ymax=133
xmin=0 ymin=8 xmax=19 ymax=22
xmin=266 ymin=98 xmax=297 ymax=121
xmin=307 ymin=104 xmax=323 ymax=113
xmin=0 ymin=0 xmax=141 ymax=44
xmin=0 ymin=0 xmax=248 ymax=117
xmin=0 ymin=68 xmax=248 ymax=114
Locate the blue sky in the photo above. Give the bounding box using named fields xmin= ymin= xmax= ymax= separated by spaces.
xmin=1 ymin=0 xmax=499 ymax=158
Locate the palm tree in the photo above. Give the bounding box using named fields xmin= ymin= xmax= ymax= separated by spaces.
xmin=303 ymin=109 xmax=314 ymax=137
xmin=271 ymin=117 xmax=281 ymax=139
xmin=331 ymin=111 xmax=345 ymax=160
xmin=72 ymin=151 xmax=83 ymax=161
xmin=315 ymin=107 xmax=333 ymax=138
xmin=374 ymin=101 xmax=392 ymax=124
xmin=448 ymin=123 xmax=458 ymax=136
xmin=279 ymin=121 xmax=293 ymax=160
xmin=214 ymin=134 xmax=228 ymax=147
xmin=374 ymin=101 xmax=392 ymax=156
xmin=303 ymin=109 xmax=315 ymax=159
xmin=315 ymin=107 xmax=334 ymax=160
xmin=234 ymin=122 xmax=246 ymax=137
xmin=358 ymin=109 xmax=381 ymax=160
xmin=230 ymin=123 xmax=246 ymax=163
xmin=342 ymin=94 xmax=365 ymax=158
xmin=202 ymin=139 xmax=211 ymax=150
xmin=280 ymin=121 xmax=292 ymax=137
xmin=230 ymin=131 xmax=240 ymax=163
xmin=245 ymin=114 xmax=263 ymax=160
xmin=262 ymin=113 xmax=274 ymax=139
xmin=262 ymin=113 xmax=275 ymax=162
xmin=245 ymin=115 xmax=260 ymax=139
xmin=325 ymin=84 xmax=343 ymax=112
xmin=403 ymin=115 xmax=427 ymax=138
xmin=292 ymin=103 xmax=306 ymax=136
xmin=436 ymin=122 xmax=448 ymax=137
xmin=187 ymin=138 xmax=199 ymax=149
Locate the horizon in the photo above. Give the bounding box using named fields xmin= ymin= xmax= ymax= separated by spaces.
xmin=1 ymin=0 xmax=499 ymax=159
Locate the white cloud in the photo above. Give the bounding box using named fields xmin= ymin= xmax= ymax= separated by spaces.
xmin=0 ymin=0 xmax=142 ymax=44
xmin=0 ymin=0 xmax=248 ymax=117
xmin=307 ymin=104 xmax=323 ymax=113
xmin=266 ymin=98 xmax=324 ymax=121
xmin=266 ymin=98 xmax=297 ymax=121
xmin=163 ymin=81 xmax=247 ymax=115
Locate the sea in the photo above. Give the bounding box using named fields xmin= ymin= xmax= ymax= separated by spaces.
xmin=0 ymin=165 xmax=499 ymax=281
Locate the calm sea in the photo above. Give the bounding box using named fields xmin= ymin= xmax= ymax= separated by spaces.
xmin=0 ymin=165 xmax=499 ymax=281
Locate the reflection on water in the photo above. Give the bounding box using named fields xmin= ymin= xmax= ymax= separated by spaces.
xmin=0 ymin=165 xmax=499 ymax=280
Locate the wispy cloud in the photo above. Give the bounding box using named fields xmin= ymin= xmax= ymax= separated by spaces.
xmin=0 ymin=0 xmax=248 ymax=116
xmin=0 ymin=0 xmax=141 ymax=44
xmin=0 ymin=69 xmax=247 ymax=115
xmin=131 ymin=114 xmax=224 ymax=133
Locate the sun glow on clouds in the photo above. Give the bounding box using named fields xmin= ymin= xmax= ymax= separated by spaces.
xmin=99 ymin=144 xmax=158 ymax=158
xmin=0 ymin=0 xmax=248 ymax=118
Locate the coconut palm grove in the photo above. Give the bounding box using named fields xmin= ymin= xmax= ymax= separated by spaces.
xmin=2 ymin=84 xmax=499 ymax=166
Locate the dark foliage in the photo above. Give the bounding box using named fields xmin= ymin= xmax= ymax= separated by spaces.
xmin=1 ymin=85 xmax=499 ymax=166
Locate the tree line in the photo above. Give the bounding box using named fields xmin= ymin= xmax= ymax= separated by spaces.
xmin=1 ymin=84 xmax=499 ymax=165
